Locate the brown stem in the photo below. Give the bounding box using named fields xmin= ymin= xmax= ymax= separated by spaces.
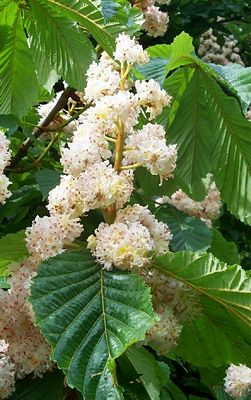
xmin=9 ymin=86 xmax=74 ymax=168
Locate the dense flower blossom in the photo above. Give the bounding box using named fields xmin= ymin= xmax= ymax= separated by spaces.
xmin=224 ymin=364 xmax=251 ymax=399
xmin=0 ymin=130 xmax=11 ymax=204
xmin=87 ymin=221 xmax=155 ymax=270
xmin=26 ymin=214 xmax=83 ymax=262
xmin=114 ymin=33 xmax=149 ymax=65
xmin=116 ymin=204 xmax=172 ymax=254
xmin=123 ymin=123 xmax=177 ymax=182
xmin=158 ymin=182 xmax=221 ymax=226
xmin=60 ymin=123 xmax=111 ymax=176
xmin=0 ymin=341 xmax=15 ymax=399
xmin=143 ymin=5 xmax=169 ymax=37
xmin=135 ymin=79 xmax=172 ymax=119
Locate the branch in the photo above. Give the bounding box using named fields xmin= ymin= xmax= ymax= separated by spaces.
xmin=9 ymin=86 xmax=74 ymax=168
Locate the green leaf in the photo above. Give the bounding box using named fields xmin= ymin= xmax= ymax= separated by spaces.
xmin=209 ymin=229 xmax=240 ymax=265
xmin=125 ymin=346 xmax=169 ymax=400
xmin=165 ymin=68 xmax=212 ymax=200
xmin=0 ymin=2 xmax=39 ymax=118
xmin=210 ymin=64 xmax=251 ymax=112
xmin=0 ymin=231 xmax=29 ymax=276
xmin=155 ymin=205 xmax=212 ymax=252
xmin=30 ymin=250 xmax=155 ymax=399
xmin=45 ymin=0 xmax=116 ymax=56
xmin=10 ymin=369 xmax=65 ymax=400
xmin=35 ymin=169 xmax=62 ymax=200
xmin=29 ymin=0 xmax=94 ymax=90
xmin=204 ymin=74 xmax=251 ymax=224
xmin=101 ymin=0 xmax=143 ymax=35
xmin=155 ymin=251 xmax=251 ymax=367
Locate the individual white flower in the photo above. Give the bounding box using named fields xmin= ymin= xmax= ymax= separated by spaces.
xmin=116 ymin=204 xmax=172 ymax=254
xmin=85 ymin=56 xmax=120 ymax=102
xmin=80 ymin=161 xmax=134 ymax=212
xmin=60 ymin=123 xmax=111 ymax=176
xmin=0 ymin=174 xmax=11 ymax=205
xmin=47 ymin=174 xmax=86 ymax=217
xmin=144 ymin=307 xmax=183 ymax=354
xmin=0 ymin=341 xmax=15 ymax=399
xmin=143 ymin=6 xmax=169 ymax=37
xmin=224 ymin=364 xmax=251 ymax=399
xmin=123 ymin=123 xmax=177 ymax=182
xmin=91 ymin=91 xmax=140 ymax=132
xmin=114 ymin=33 xmax=149 ymax=65
xmin=26 ymin=214 xmax=83 ymax=261
xmin=135 ymin=80 xmax=172 ymax=119
xmin=87 ymin=221 xmax=154 ymax=271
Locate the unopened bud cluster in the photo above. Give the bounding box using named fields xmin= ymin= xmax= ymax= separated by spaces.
xmin=198 ymin=28 xmax=244 ymax=66
xmin=0 ymin=130 xmax=11 ymax=204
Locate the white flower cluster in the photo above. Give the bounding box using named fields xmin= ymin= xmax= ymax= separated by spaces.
xmin=142 ymin=269 xmax=201 ymax=353
xmin=0 ymin=260 xmax=52 ymax=398
xmin=88 ymin=204 xmax=172 ymax=270
xmin=135 ymin=0 xmax=171 ymax=37
xmin=158 ymin=182 xmax=221 ymax=226
xmin=198 ymin=28 xmax=244 ymax=66
xmin=0 ymin=130 xmax=11 ymax=205
xmin=224 ymin=364 xmax=251 ymax=399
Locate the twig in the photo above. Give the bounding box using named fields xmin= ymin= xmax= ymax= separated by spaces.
xmin=9 ymin=86 xmax=73 ymax=168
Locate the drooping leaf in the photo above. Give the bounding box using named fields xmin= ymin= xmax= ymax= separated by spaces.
xmin=155 ymin=251 xmax=251 ymax=367
xmin=0 ymin=231 xmax=29 ymax=276
xmin=35 ymin=169 xmax=62 ymax=200
xmin=0 ymin=2 xmax=39 ymax=118
xmin=125 ymin=346 xmax=169 ymax=400
xmin=45 ymin=0 xmax=116 ymax=56
xmin=28 ymin=0 xmax=94 ymax=90
xmin=30 ymin=250 xmax=155 ymax=399
xmin=209 ymin=229 xmax=240 ymax=265
xmin=155 ymin=205 xmax=212 ymax=252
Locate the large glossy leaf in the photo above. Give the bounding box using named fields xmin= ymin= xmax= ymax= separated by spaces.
xmin=209 ymin=229 xmax=240 ymax=265
xmin=35 ymin=169 xmax=62 ymax=200
xmin=45 ymin=0 xmax=116 ymax=56
xmin=155 ymin=205 xmax=212 ymax=252
xmin=0 ymin=2 xmax=38 ymax=117
xmin=28 ymin=0 xmax=94 ymax=90
xmin=30 ymin=250 xmax=155 ymax=399
xmin=165 ymin=68 xmax=212 ymax=200
xmin=0 ymin=231 xmax=29 ymax=276
xmin=155 ymin=252 xmax=251 ymax=367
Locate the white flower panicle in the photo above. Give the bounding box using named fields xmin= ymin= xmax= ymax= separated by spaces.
xmin=135 ymin=79 xmax=172 ymax=119
xmin=60 ymin=123 xmax=111 ymax=176
xmin=26 ymin=214 xmax=83 ymax=262
xmin=0 ymin=261 xmax=52 ymax=391
xmin=143 ymin=5 xmax=169 ymax=38
xmin=114 ymin=33 xmax=149 ymax=65
xmin=87 ymin=221 xmax=155 ymax=271
xmin=0 ymin=130 xmax=11 ymax=204
xmin=224 ymin=364 xmax=251 ymax=399
xmin=116 ymin=204 xmax=172 ymax=254
xmin=0 ymin=341 xmax=15 ymax=399
xmin=198 ymin=28 xmax=244 ymax=66
xmin=123 ymin=123 xmax=177 ymax=182
xmin=158 ymin=182 xmax=221 ymax=226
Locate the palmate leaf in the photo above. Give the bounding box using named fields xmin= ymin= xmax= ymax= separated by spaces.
xmin=155 ymin=252 xmax=251 ymax=367
xmin=30 ymin=250 xmax=155 ymax=399
xmin=0 ymin=2 xmax=38 ymax=118
xmin=45 ymin=0 xmax=116 ymax=56
xmin=28 ymin=0 xmax=94 ymax=90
